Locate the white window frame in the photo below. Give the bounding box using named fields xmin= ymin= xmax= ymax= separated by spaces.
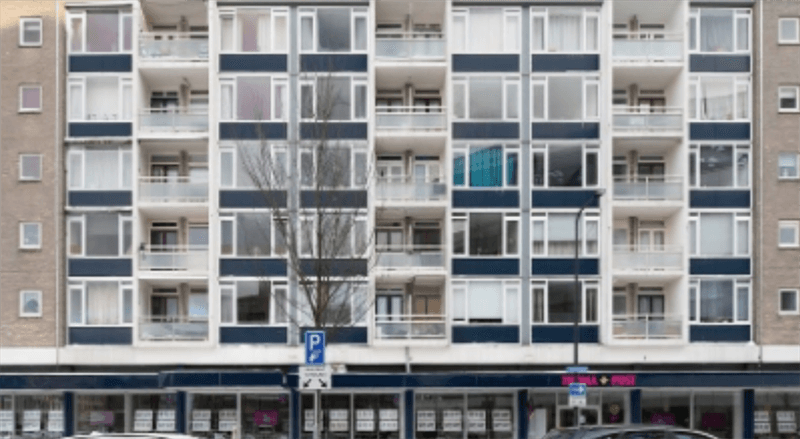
xmin=298 ymin=7 xmax=369 ymax=54
xmin=20 ymin=222 xmax=42 ymax=250
xmin=451 ymin=211 xmax=521 ymax=258
xmin=779 ymin=289 xmax=800 ymax=315
xmin=218 ymin=7 xmax=290 ymax=54
xmin=219 ymin=278 xmax=290 ymax=326
xmin=19 ymin=85 xmax=42 ymax=113
xmin=19 ymin=154 xmax=43 ymax=181
xmin=530 ymin=211 xmax=600 ymax=257
xmin=779 ymin=86 xmax=800 ymax=112
xmin=67 ymin=213 xmax=132 ymax=258
xmin=778 ymin=221 xmax=800 ymax=248
xmin=19 ymin=290 xmax=43 ymax=318
xmin=688 ymin=75 xmax=751 ymax=121
xmin=688 ymin=278 xmax=751 ymax=324
xmin=530 ymin=7 xmax=601 ymax=53
xmin=688 ymin=143 xmax=751 ymax=189
xmin=67 ymin=279 xmax=133 ymax=326
xmin=297 ymin=142 xmax=368 ymax=189
xmin=451 ymin=279 xmax=521 ymax=325
xmin=452 ymin=143 xmax=520 ymax=189
xmin=689 ymin=8 xmax=751 ymax=54
xmin=219 ymin=211 xmax=289 ymax=258
xmin=219 ymin=143 xmax=288 ymax=189
xmin=298 ymin=75 xmax=368 ymax=122
xmin=452 ymin=76 xmax=521 ymax=121
xmin=531 ymin=75 xmax=600 ymax=121
xmin=219 ymin=74 xmax=288 ymax=122
xmin=297 ymin=211 xmax=368 ymax=258
xmin=66 ymin=10 xmax=133 ymax=54
xmin=19 ymin=18 xmax=42 ymax=47
xmin=67 ymin=75 xmax=133 ymax=122
xmin=451 ymin=7 xmax=521 ymax=54
xmin=530 ymin=279 xmax=600 ymax=324
xmin=66 ymin=146 xmax=132 ymax=190
xmin=779 ymin=18 xmax=800 ymax=45
xmin=688 ymin=212 xmax=751 ymax=257
xmin=778 ymin=152 xmax=800 ymax=179
xmin=531 ymin=143 xmax=601 ymax=188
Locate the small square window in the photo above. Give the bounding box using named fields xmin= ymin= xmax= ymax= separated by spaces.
xmin=780 ymin=289 xmax=799 ymax=314
xmin=19 ymin=155 xmax=42 ymax=181
xmin=19 ymin=18 xmax=42 ymax=46
xmin=19 ymin=290 xmax=42 ymax=318
xmin=779 ymin=18 xmax=800 ymax=44
xmin=780 ymin=221 xmax=800 ymax=248
xmin=779 ymin=153 xmax=799 ymax=179
xmin=20 ymin=222 xmax=41 ymax=250
xmin=19 ymin=85 xmax=42 ymax=112
xmin=779 ymin=87 xmax=800 ymax=112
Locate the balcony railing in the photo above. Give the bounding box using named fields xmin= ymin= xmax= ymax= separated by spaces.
xmin=612 ymin=314 xmax=682 ymax=340
xmin=139 ymin=177 xmax=209 ymax=203
xmin=613 ymin=107 xmax=682 ymax=132
xmin=139 ymin=315 xmax=209 ymax=341
xmin=376 ymin=106 xmax=446 ymax=131
xmin=613 ymin=175 xmax=683 ymax=201
xmin=374 ymin=314 xmax=446 ymax=340
xmin=139 ymin=245 xmax=208 ymax=272
xmin=612 ymin=31 xmax=682 ymax=61
xmin=139 ymin=108 xmax=209 ymax=133
xmin=140 ymin=32 xmax=209 ymax=60
xmin=376 ymin=32 xmax=446 ymax=60
xmin=376 ymin=245 xmax=444 ymax=269
xmin=376 ymin=177 xmax=447 ymax=202
xmin=613 ymin=245 xmax=683 ymax=272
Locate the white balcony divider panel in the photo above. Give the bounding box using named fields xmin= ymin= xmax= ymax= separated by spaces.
xmin=613 ymin=175 xmax=683 ymax=201
xmin=139 ymin=32 xmax=209 ymax=59
xmin=612 ymin=107 xmax=683 ymax=131
xmin=374 ymin=314 xmax=446 ymax=339
xmin=375 ymin=106 xmax=446 ymax=131
xmin=139 ymin=108 xmax=209 ymax=132
xmin=139 ymin=245 xmax=209 ymax=271
xmin=375 ymin=32 xmax=445 ymax=59
xmin=139 ymin=177 xmax=209 ymax=202
xmin=611 ymin=314 xmax=682 ymax=340
xmin=612 ymin=245 xmax=683 ymax=271
xmin=376 ymin=176 xmax=447 ymax=202
xmin=612 ymin=32 xmax=683 ymax=60
xmin=375 ymin=244 xmax=444 ymax=268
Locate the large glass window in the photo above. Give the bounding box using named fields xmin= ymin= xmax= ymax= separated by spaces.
xmin=415 ymin=393 xmax=514 ymax=439
xmin=220 ymin=280 xmax=288 ymax=325
xmin=75 ymin=394 xmax=125 ymax=434
xmin=220 ymin=143 xmax=288 ymax=189
xmin=68 ymin=10 xmax=133 ymax=53
xmin=531 ymin=76 xmax=600 ymax=121
xmin=188 ymin=393 xmax=237 ymax=439
xmin=301 ymin=392 xmax=401 ymax=439
xmin=689 ymin=76 xmax=751 ymax=121
xmin=689 ymin=279 xmax=751 ymax=323
xmin=68 ymin=280 xmax=133 ymax=327
xmin=300 ymin=7 xmax=368 ymax=53
xmin=531 ymin=8 xmax=600 ymax=53
xmin=692 ymin=392 xmax=735 ymax=438
xmin=531 ymin=143 xmax=600 ymax=188
xmin=690 ymin=9 xmax=751 ymax=53
xmin=131 ymin=394 xmax=178 ymax=433
xmin=451 ymin=8 xmax=520 ymax=53
xmin=299 ymin=144 xmax=368 ymax=189
xmin=689 ymin=144 xmax=750 ymax=188
xmin=640 ymin=391 xmax=691 ymax=428
xmin=67 ymin=76 xmax=132 ymax=122
xmin=452 ymin=144 xmax=518 ymax=188
xmin=67 ymin=213 xmax=132 ymax=257
xmin=531 ymin=212 xmax=599 ymax=257
xmin=531 ymin=280 xmax=598 ymax=324
xmin=300 ymin=76 xmax=368 ymax=121
xmin=220 ymin=8 xmax=288 ymax=53
xmin=754 ymin=392 xmax=800 ymax=439
xmin=452 ymin=77 xmax=520 ymax=121
xmin=452 ymin=213 xmax=519 ymax=257
xmin=11 ymin=394 xmax=64 ymax=439
xmin=241 ymin=394 xmax=290 ymax=439
xmin=527 ymin=391 xmax=626 ymax=433
xmin=220 ymin=212 xmax=285 ymax=257
xmin=689 ymin=212 xmax=750 ymax=257
xmin=219 ymin=76 xmax=287 ymax=121
xmin=67 ymin=146 xmax=132 ymax=190
xmin=451 ymin=280 xmax=520 ymax=324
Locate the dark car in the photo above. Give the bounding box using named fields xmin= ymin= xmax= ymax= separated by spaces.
xmin=542 ymin=425 xmax=720 ymax=439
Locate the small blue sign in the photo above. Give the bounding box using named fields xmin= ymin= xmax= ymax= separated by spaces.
xmin=566 ymin=366 xmax=589 ymax=374
xmin=305 ymin=331 xmax=325 ymax=365
xmin=569 ymin=383 xmax=587 ymax=397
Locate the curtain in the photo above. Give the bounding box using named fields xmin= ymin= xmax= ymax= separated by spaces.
xmin=237 ymin=213 xmax=270 ymax=256
xmin=467 ymin=281 xmax=502 ymax=321
xmin=84 ymin=149 xmax=119 ymax=189
xmin=548 ymin=213 xmax=577 ymax=256
xmin=700 ymin=213 xmax=733 ymax=256
xmin=258 ymin=12 xmax=271 ymax=52
xmin=700 ymin=10 xmax=733 ymax=52
xmin=220 ymin=84 xmax=233 ymax=120
xmin=469 ymin=145 xmax=503 ymax=187
xmin=548 ymin=77 xmax=582 ymax=120
xmin=86 ymin=77 xmax=118 ymax=120
xmin=239 ymin=13 xmax=258 ymax=52
xmin=549 ymin=13 xmax=581 ymax=51
xmin=701 ymin=78 xmax=733 ymax=120
xmin=700 ymin=280 xmax=733 ymax=323
xmin=237 ymin=77 xmax=271 ymax=120
xmin=86 ymin=282 xmax=119 ymax=325
xmin=469 ymin=9 xmax=503 ymax=52
xmin=86 ymin=11 xmax=118 ymax=53
xmin=86 ymin=213 xmax=119 ymax=256
xmin=468 ymin=78 xmax=502 ymax=119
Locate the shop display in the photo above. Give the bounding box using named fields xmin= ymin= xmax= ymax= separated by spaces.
xmin=356 ymin=409 xmax=374 ymax=432
xmin=156 ymin=409 xmax=176 ymax=431
xmin=329 ymin=409 xmax=349 ymax=431
xmin=467 ymin=410 xmax=485 ymax=432
xmin=379 ymin=409 xmax=398 ymax=431
xmin=134 ymin=410 xmax=153 ymax=432
xmin=492 ymin=409 xmax=512 ymax=432
xmin=23 ymin=410 xmax=41 ymax=432
xmin=443 ymin=410 xmax=462 ymax=432
xmin=48 ymin=410 xmax=64 ymax=433
xmin=416 ymin=410 xmax=436 ymax=432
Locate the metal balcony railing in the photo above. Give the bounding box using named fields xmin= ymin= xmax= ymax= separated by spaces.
xmin=375 ymin=32 xmax=445 ymax=60
xmin=376 ymin=245 xmax=444 ymax=269
xmin=613 ymin=107 xmax=683 ymax=132
xmin=139 ymin=177 xmax=209 ymax=203
xmin=139 ymin=245 xmax=208 ymax=272
xmin=612 ymin=314 xmax=682 ymax=340
xmin=613 ymin=245 xmax=683 ymax=271
xmin=375 ymin=106 xmax=446 ymax=131
xmin=139 ymin=108 xmax=209 ymax=132
xmin=376 ymin=176 xmax=447 ymax=202
xmin=613 ymin=175 xmax=683 ymax=201
xmin=374 ymin=314 xmax=446 ymax=340
xmin=139 ymin=315 xmax=209 ymax=341
xmin=140 ymin=32 xmax=209 ymax=60
xmin=612 ymin=31 xmax=682 ymax=61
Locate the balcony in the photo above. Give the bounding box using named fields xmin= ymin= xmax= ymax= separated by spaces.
xmin=376 ymin=245 xmax=445 ymax=270
xmin=139 ymin=108 xmax=208 ymax=134
xmin=139 ymin=315 xmax=209 ymax=341
xmin=139 ymin=245 xmax=208 ymax=272
xmin=376 ymin=177 xmax=447 ymax=203
xmin=613 ymin=245 xmax=683 ymax=272
xmin=139 ymin=177 xmax=208 ymax=203
xmin=613 ymin=32 xmax=682 ymax=62
xmin=376 ymin=106 xmax=446 ymax=132
xmin=376 ymin=32 xmax=446 ymax=61
xmin=614 ymin=176 xmax=683 ymax=201
xmin=374 ymin=314 xmax=446 ymax=340
xmin=613 ymin=107 xmax=682 ymax=133
xmin=612 ymin=314 xmax=682 ymax=341
xmin=139 ymin=32 xmax=209 ymax=61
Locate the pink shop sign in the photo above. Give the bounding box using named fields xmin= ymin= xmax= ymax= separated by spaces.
xmin=561 ymin=374 xmax=637 ymax=387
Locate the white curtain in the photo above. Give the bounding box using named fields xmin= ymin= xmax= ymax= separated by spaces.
xmin=468 ymin=9 xmax=503 ymax=52
xmin=274 ymin=15 xmax=287 ymax=52
xmin=239 ymin=13 xmax=258 ymax=52
xmin=531 ymin=16 xmax=544 ymax=51
xmin=237 ymin=77 xmax=271 ymax=120
xmin=549 ymin=13 xmax=581 ymax=51
xmin=220 ymin=16 xmax=234 ymax=51
xmin=504 ymin=287 xmax=519 ymax=324
xmin=86 ymin=77 xmax=118 ymax=120
xmin=86 ymin=282 xmax=119 ymax=325
xmin=700 ymin=280 xmax=733 ymax=323
xmin=468 ymin=281 xmax=502 ymax=321
xmin=452 ymin=16 xmax=466 ymax=53
xmin=701 ymin=78 xmax=733 ymax=120
xmin=548 ymin=213 xmax=577 ymax=256
xmin=700 ymin=213 xmax=733 ymax=256
xmin=700 ymin=10 xmax=733 ymax=52
xmin=84 ymin=149 xmax=119 ymax=189
xmin=258 ymin=12 xmax=271 ymax=52
xmin=220 ymin=83 xmax=233 ymax=120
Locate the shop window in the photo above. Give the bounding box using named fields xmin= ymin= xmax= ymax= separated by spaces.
xmin=75 ymin=394 xmax=125 ymax=434
xmin=301 ymin=392 xmax=401 ymax=439
xmin=415 ymin=393 xmax=513 ymax=439
xmin=241 ymin=394 xmax=290 ymax=439
xmin=7 ymin=394 xmax=64 ymax=438
xmin=188 ymin=393 xmax=238 ymax=439
xmin=754 ymin=392 xmax=800 ymax=438
xmin=131 ymin=394 xmax=177 ymax=433
xmin=692 ymin=392 xmax=734 ymax=439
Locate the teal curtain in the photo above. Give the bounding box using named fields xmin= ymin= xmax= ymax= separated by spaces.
xmin=469 ymin=145 xmax=503 ymax=187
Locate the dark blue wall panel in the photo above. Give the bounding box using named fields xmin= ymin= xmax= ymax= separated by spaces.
xmin=64 ymin=393 xmax=74 ymax=437
xmin=452 ymin=122 xmax=519 ymax=139
xmin=300 ymin=190 xmax=367 ymax=208
xmin=299 ymin=259 xmax=368 ymax=277
xmin=452 ymin=325 xmax=519 ymax=343
xmin=690 ymin=190 xmax=750 ymax=208
xmin=531 ymin=122 xmax=600 ymax=139
xmin=300 ymin=327 xmax=367 ymax=344
xmin=219 ymin=258 xmax=287 ymax=277
xmin=531 ymin=190 xmax=601 ymax=208
xmin=531 ymin=54 xmax=599 ymax=72
xmin=690 ymin=258 xmax=750 ymax=275
xmin=220 ymin=54 xmax=287 ymax=71
xmin=689 ymin=123 xmax=751 ymax=140
xmin=531 ymin=325 xmax=599 ymax=343
xmin=300 ymin=54 xmax=368 ymax=72
xmin=452 ymin=258 xmax=519 ymax=276
xmin=291 ymin=389 xmax=300 ymax=439
xmin=68 ymin=258 xmax=132 ymax=277
xmin=452 ymin=55 xmax=520 ymax=72
xmin=176 ymin=392 xmax=187 ymax=434
xmin=68 ymin=191 xmax=132 ymax=207
xmin=689 ymin=324 xmax=751 ymax=342
xmin=69 ymin=327 xmax=132 ymax=345
xmin=532 ymin=259 xmax=599 ymax=276
xmin=300 ymin=122 xmax=368 ymax=139
xmin=68 ymin=123 xmax=132 ymax=137
xmin=630 ymin=390 xmax=642 ymax=424
xmin=405 ymin=390 xmax=414 ymax=439
xmin=69 ymin=54 xmax=132 ymax=72
xmin=219 ymin=327 xmax=288 ymax=344
xmin=452 ymin=190 xmax=519 ymax=208
xmin=158 ymin=371 xmax=283 ymax=388
xmin=518 ymin=390 xmax=528 ymax=439
xmin=743 ymin=389 xmax=754 ymax=439
xmin=690 ymin=54 xmax=750 ymax=72
xmin=219 ymin=190 xmax=287 ymax=208
xmin=219 ymin=122 xmax=287 ymax=140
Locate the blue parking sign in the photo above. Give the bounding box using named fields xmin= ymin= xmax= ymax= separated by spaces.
xmin=305 ymin=331 xmax=325 ymax=365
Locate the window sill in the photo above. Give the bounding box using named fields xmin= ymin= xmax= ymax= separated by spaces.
xmin=19 ymin=314 xmax=42 ymax=319
xmin=19 ymin=247 xmax=42 ymax=251
xmin=778 ymin=176 xmax=800 ymax=181
xmin=778 ymin=41 xmax=800 ymax=46
xmin=19 ymin=43 xmax=42 ymax=48
xmin=778 ymin=109 xmax=800 ymax=114
xmin=778 ymin=311 xmax=800 ymax=316
xmin=18 ymin=109 xmax=42 ymax=114
xmin=19 ymin=178 xmax=42 ymax=182
xmin=777 ymin=245 xmax=799 ymax=249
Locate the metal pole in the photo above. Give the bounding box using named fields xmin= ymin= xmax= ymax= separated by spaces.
xmin=573 ymin=202 xmax=583 ymax=429
xmin=314 ymin=389 xmax=321 ymax=439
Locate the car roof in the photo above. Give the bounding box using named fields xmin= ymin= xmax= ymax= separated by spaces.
xmin=65 ymin=434 xmax=200 ymax=439
xmin=551 ymin=425 xmax=718 ymax=439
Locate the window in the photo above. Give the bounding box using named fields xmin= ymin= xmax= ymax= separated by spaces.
xmin=19 ymin=85 xmax=42 ymax=112
xmin=779 ymin=153 xmax=799 ymax=179
xmin=299 ymin=143 xmax=368 ymax=188
xmin=531 ymin=280 xmax=599 ymax=324
xmin=220 ymin=143 xmax=288 ymax=189
xmin=452 ymin=144 xmax=518 ymax=188
xmin=67 ymin=10 xmax=133 ymax=53
xmin=298 ymin=213 xmax=368 ymax=258
xmin=452 ymin=212 xmax=519 ymax=257
xmin=779 ymin=18 xmax=799 ymax=44
xmin=68 ymin=280 xmax=133 ymax=326
xmin=220 ymin=8 xmax=288 ymax=53
xmin=220 ymin=212 xmax=286 ymax=257
xmin=779 ymin=87 xmax=799 ymax=112
xmin=688 ymin=76 xmax=750 ymax=121
xmin=779 ymin=221 xmax=799 ymax=248
xmin=19 ymin=155 xmax=42 ymax=181
xmin=452 ymin=280 xmax=520 ymax=324
xmin=779 ymin=289 xmax=799 ymax=314
xmin=20 ymin=222 xmax=41 ymax=250
xmin=531 ymin=8 xmax=600 ymax=53
xmin=220 ymin=280 xmax=288 ymax=325
xmin=531 ymin=212 xmax=600 ymax=257
xmin=451 ymin=8 xmax=520 ymax=53
xmin=19 ymin=290 xmax=42 ymax=318
xmin=68 ymin=76 xmax=132 ymax=122
xmin=531 ymin=76 xmax=600 ymax=121
xmin=299 ymin=7 xmax=368 ymax=53
xmin=452 ymin=76 xmax=521 ymax=120
xmin=689 ymin=9 xmax=750 ymax=53
xmin=19 ymin=18 xmax=42 ymax=46
xmin=532 ymin=143 xmax=600 ymax=188
xmin=688 ymin=144 xmax=750 ymax=188
xmin=67 ymin=146 xmax=132 ymax=190
xmin=688 ymin=279 xmax=750 ymax=323
xmin=688 ymin=212 xmax=750 ymax=257
xmin=67 ymin=213 xmax=132 ymax=257
xmin=296 ymin=282 xmax=368 ymax=326
xmin=219 ymin=75 xmax=287 ymax=121
xmin=299 ymin=76 xmax=368 ymax=121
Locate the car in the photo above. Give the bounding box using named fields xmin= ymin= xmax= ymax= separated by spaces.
xmin=542 ymin=425 xmax=721 ymax=439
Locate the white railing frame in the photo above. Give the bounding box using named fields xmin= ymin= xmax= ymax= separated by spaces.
xmin=613 ymin=175 xmax=683 ymax=201
xmin=612 ymin=32 xmax=683 ymax=61
xmin=612 ymin=245 xmax=683 ymax=271
xmin=139 ymin=108 xmax=209 ymax=132
xmin=373 ymin=314 xmax=447 ymax=340
xmin=139 ymin=176 xmax=209 ymax=203
xmin=613 ymin=31 xmax=683 ymax=40
xmin=611 ymin=313 xmax=682 ymax=340
xmin=613 ymin=106 xmax=683 ymax=131
xmin=139 ymin=245 xmax=209 ymax=271
xmin=139 ymin=32 xmax=210 ymax=60
xmin=139 ymin=314 xmax=209 ymax=341
xmin=376 ymin=245 xmax=444 ymax=269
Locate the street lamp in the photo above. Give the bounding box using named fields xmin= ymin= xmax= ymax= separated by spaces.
xmin=573 ymin=189 xmax=604 ymax=428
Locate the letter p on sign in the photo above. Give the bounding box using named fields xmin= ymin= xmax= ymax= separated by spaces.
xmin=305 ymin=331 xmax=325 ymax=365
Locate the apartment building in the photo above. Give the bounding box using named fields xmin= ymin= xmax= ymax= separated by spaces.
xmin=1 ymin=0 xmax=799 ymax=438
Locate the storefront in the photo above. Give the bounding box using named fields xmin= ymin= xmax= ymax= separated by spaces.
xmin=0 ymin=394 xmax=65 ymax=439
